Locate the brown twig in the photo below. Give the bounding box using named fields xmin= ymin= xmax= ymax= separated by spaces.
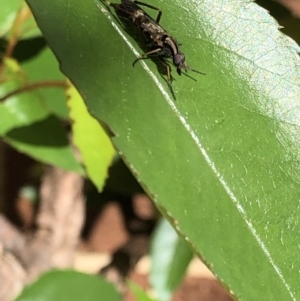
xmin=0 ymin=80 xmax=68 ymax=102
xmin=0 ymin=167 xmax=85 ymax=301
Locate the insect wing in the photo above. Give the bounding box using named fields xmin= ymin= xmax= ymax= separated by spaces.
xmin=141 ymin=20 xmax=165 ymax=34
xmin=121 ymin=0 xmax=141 ymax=13
xmin=121 ymin=0 xmax=159 ymax=23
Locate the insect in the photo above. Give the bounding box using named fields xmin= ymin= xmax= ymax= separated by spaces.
xmin=101 ymin=0 xmax=205 ymax=98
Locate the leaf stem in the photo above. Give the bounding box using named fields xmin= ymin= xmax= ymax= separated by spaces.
xmin=0 ymin=80 xmax=68 ymax=102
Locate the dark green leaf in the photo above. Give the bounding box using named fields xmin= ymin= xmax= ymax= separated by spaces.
xmin=5 ymin=115 xmax=83 ymax=173
xmin=26 ymin=0 xmax=300 ymax=300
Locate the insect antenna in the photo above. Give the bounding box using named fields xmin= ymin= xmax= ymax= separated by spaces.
xmin=190 ymin=68 xmax=206 ymax=75
xmin=181 ymin=68 xmax=205 ymax=82
xmin=181 ymin=72 xmax=198 ymax=82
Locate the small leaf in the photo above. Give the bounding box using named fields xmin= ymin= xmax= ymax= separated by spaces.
xmin=15 ymin=269 xmax=122 ymax=301
xmin=150 ymin=218 xmax=193 ymax=301
xmin=0 ymin=80 xmax=50 ymax=135
xmin=67 ymin=82 xmax=115 ymax=190
xmin=5 ymin=115 xmax=83 ymax=173
xmin=0 ymin=42 xmax=80 ymax=172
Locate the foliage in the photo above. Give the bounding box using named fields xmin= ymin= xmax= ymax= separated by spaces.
xmin=0 ymin=0 xmax=300 ymax=300
xmin=15 ymin=270 xmax=122 ymax=301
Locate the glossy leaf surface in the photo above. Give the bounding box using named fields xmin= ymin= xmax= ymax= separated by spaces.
xmin=26 ymin=0 xmax=300 ymax=300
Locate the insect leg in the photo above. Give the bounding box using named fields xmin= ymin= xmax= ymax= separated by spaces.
xmin=159 ymin=58 xmax=176 ymax=99
xmin=180 ymin=70 xmax=198 ymax=82
xmin=132 ymin=48 xmax=162 ymax=66
xmin=133 ymin=1 xmax=162 ymax=23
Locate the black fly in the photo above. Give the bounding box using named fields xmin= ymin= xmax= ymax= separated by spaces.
xmin=101 ymin=0 xmax=205 ymax=98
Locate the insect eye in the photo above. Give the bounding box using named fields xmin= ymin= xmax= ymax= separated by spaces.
xmin=174 ymin=53 xmax=184 ymax=66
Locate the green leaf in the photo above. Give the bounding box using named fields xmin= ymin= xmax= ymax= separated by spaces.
xmin=0 ymin=66 xmax=80 ymax=172
xmin=5 ymin=115 xmax=83 ymax=173
xmin=15 ymin=269 xmax=122 ymax=301
xmin=150 ymin=218 xmax=193 ymax=301
xmin=0 ymin=0 xmax=20 ymax=37
xmin=26 ymin=0 xmax=300 ymax=301
xmin=67 ymin=83 xmax=115 ymax=190
xmin=0 ymin=78 xmax=50 ymax=135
